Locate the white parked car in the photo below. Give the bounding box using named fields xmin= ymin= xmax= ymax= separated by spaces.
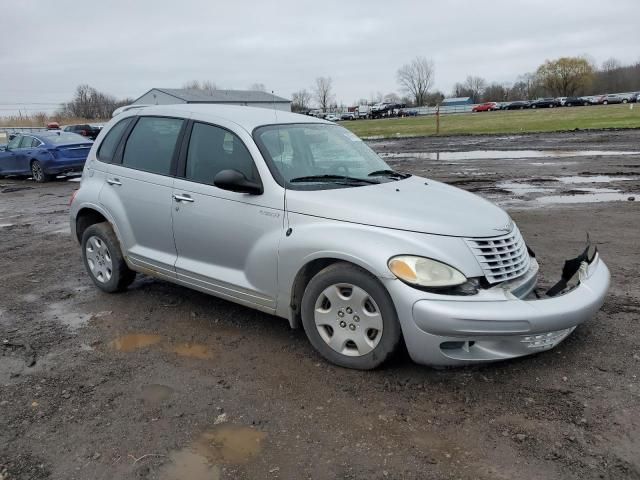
xmin=324 ymin=114 xmax=340 ymax=122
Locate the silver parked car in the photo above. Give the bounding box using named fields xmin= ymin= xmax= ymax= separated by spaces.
xmin=69 ymin=105 xmax=610 ymax=369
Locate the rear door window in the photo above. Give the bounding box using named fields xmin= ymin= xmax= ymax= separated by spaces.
xmin=184 ymin=122 xmax=258 ymax=185
xmin=97 ymin=118 xmax=134 ymax=163
xmin=19 ymin=136 xmax=36 ymax=148
xmin=122 ymin=117 xmax=183 ymax=175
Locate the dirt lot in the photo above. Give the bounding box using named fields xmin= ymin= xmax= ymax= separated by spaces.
xmin=1 ymin=129 xmax=639 ymax=480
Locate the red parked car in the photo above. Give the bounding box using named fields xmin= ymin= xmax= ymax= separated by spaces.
xmin=472 ymin=102 xmax=499 ymax=112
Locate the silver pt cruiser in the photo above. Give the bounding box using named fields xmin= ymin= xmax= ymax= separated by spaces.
xmin=69 ymin=104 xmax=610 ymax=369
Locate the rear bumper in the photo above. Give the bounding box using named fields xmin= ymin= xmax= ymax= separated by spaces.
xmin=385 ymin=253 xmax=610 ymax=367
xmin=43 ymin=158 xmax=86 ymax=174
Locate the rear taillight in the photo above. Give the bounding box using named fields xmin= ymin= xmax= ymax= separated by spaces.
xmin=69 ymin=189 xmax=79 ymax=206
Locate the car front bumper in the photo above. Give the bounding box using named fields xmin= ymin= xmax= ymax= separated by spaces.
xmin=384 ymin=253 xmax=610 ymax=367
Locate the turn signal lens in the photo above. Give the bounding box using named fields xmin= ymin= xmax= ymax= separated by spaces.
xmin=388 ymin=256 xmax=467 ymax=288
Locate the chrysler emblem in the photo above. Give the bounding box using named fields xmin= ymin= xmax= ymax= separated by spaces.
xmin=493 ymin=221 xmax=513 ymax=233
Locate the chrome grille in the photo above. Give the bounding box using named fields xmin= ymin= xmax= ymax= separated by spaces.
xmin=465 ymin=225 xmax=531 ymax=284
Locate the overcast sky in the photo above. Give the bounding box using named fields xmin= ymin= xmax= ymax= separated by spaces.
xmin=1 ymin=0 xmax=639 ymax=114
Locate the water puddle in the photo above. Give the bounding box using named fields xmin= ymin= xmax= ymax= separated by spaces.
xmin=160 ymin=451 xmax=221 ymax=480
xmin=380 ymin=150 xmax=640 ymax=161
xmin=160 ymin=425 xmax=266 ymax=480
xmin=140 ymin=384 xmax=174 ymax=405
xmin=557 ymin=175 xmax=639 ymax=184
xmin=168 ymin=343 xmax=214 ymax=360
xmin=108 ymin=334 xmax=162 ymax=352
xmin=47 ymin=302 xmax=91 ymax=331
xmin=497 ymin=181 xmax=555 ymax=195
xmin=536 ymin=193 xmax=637 ymax=204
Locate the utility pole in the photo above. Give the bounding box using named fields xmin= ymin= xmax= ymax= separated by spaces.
xmin=435 ymin=104 xmax=440 ymax=135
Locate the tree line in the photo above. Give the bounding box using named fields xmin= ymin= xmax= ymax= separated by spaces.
xmin=292 ymin=56 xmax=640 ymax=111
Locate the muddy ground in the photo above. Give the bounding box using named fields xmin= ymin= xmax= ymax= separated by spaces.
xmin=1 ymin=129 xmax=639 ymax=480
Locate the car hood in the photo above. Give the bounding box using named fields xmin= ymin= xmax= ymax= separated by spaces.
xmin=285 ymin=175 xmax=511 ymax=238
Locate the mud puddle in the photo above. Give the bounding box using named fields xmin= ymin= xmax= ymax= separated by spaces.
xmin=139 ymin=384 xmax=174 ymax=405
xmin=167 ymin=343 xmax=215 ymax=360
xmin=379 ymin=150 xmax=640 ymax=161
xmin=108 ymin=334 xmax=214 ymax=359
xmin=108 ymin=334 xmax=162 ymax=352
xmin=159 ymin=425 xmax=266 ymax=480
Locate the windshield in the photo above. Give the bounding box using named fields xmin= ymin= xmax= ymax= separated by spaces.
xmin=254 ymin=124 xmax=399 ymax=189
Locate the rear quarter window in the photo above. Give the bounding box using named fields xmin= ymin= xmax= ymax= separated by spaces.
xmin=97 ymin=118 xmax=134 ymax=163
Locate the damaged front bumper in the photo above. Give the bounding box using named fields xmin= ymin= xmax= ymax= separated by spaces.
xmin=387 ymin=249 xmax=610 ymax=367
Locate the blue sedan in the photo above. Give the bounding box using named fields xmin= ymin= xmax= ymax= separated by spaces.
xmin=0 ymin=131 xmax=93 ymax=182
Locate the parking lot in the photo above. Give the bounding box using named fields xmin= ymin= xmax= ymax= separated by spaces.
xmin=1 ymin=129 xmax=639 ymax=480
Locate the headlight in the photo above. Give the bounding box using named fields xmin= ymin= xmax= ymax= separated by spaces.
xmin=388 ymin=256 xmax=467 ymax=288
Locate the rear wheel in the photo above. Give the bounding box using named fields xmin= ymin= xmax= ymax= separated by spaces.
xmin=301 ymin=263 xmax=401 ymax=370
xmin=623 ymin=99 xmax=628 ymax=104
xmin=31 ymin=160 xmax=52 ymax=183
xmin=603 ymin=100 xmax=609 ymax=105
xmin=531 ymin=105 xmax=536 ymax=109
xmin=82 ymin=222 xmax=136 ymax=293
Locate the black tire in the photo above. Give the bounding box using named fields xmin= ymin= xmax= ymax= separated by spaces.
xmin=31 ymin=160 xmax=52 ymax=183
xmin=301 ymin=262 xmax=401 ymax=370
xmin=603 ymin=100 xmax=608 ymax=105
xmin=623 ymin=99 xmax=628 ymax=104
xmin=567 ymin=103 xmax=573 ymax=107
xmin=531 ymin=105 xmax=537 ymax=109
xmin=81 ymin=222 xmax=136 ymax=293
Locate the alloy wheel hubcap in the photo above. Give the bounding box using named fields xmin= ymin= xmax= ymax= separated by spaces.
xmin=85 ymin=236 xmax=113 ymax=283
xmin=314 ymin=283 xmax=383 ymax=357
xmin=32 ymin=163 xmax=42 ymax=181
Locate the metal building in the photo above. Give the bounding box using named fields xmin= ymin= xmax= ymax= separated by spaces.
xmin=441 ymin=97 xmax=473 ymax=106
xmin=132 ymin=88 xmax=291 ymax=112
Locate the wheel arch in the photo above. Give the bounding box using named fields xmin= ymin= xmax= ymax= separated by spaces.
xmin=287 ymin=256 xmax=382 ymax=329
xmin=74 ymin=205 xmax=121 ymax=247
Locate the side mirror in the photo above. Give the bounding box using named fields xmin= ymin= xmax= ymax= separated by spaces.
xmin=213 ymin=169 xmax=263 ymax=195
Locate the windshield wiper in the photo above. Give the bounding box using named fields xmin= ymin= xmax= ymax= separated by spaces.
xmin=289 ymin=174 xmax=379 ymax=185
xmin=367 ymin=169 xmax=411 ymax=179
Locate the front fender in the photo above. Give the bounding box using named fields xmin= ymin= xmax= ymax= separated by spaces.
xmin=275 ymin=212 xmax=483 ymax=320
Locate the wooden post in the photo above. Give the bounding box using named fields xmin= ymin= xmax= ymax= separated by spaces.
xmin=435 ymin=104 xmax=440 ymax=135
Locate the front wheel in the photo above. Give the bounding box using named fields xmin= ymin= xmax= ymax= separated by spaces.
xmin=301 ymin=263 xmax=401 ymax=369
xmin=82 ymin=222 xmax=136 ymax=293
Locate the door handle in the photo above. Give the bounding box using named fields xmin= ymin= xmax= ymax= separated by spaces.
xmin=173 ymin=193 xmax=194 ymax=203
xmin=106 ymin=178 xmax=122 ymax=186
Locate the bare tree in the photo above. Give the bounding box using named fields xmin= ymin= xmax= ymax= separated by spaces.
xmin=249 ymin=83 xmax=266 ymax=92
xmin=291 ymin=89 xmax=312 ymax=112
xmin=313 ymin=77 xmax=334 ymax=111
xmin=183 ymin=80 xmax=218 ymax=94
xmin=463 ymin=76 xmax=487 ymax=103
xmin=383 ymin=92 xmax=401 ymax=103
xmin=59 ymin=84 xmax=132 ymax=119
xmin=396 ymin=57 xmax=435 ymax=106
xmin=601 ymin=57 xmax=622 ymax=72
